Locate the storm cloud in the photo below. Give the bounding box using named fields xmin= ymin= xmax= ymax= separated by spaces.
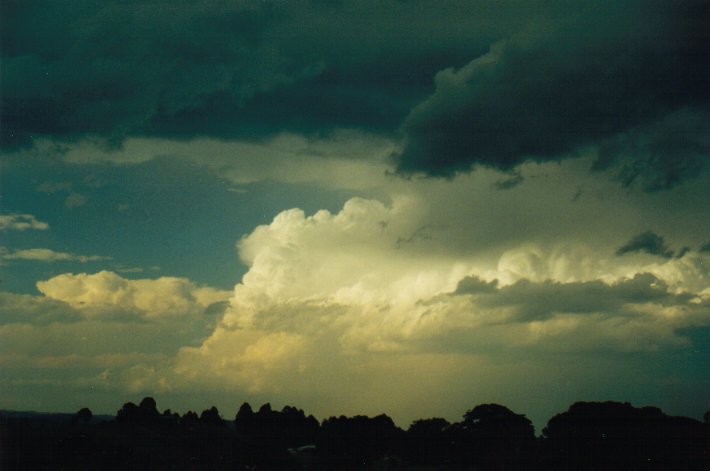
xmin=1 ymin=0 xmax=509 ymax=149
xmin=5 ymin=1 xmax=708 ymax=190
xmin=1 ymin=1 xmax=289 ymax=148
xmin=395 ymin=1 xmax=710 ymax=189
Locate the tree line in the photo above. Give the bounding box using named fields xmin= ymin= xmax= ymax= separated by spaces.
xmin=2 ymin=398 xmax=708 ymax=470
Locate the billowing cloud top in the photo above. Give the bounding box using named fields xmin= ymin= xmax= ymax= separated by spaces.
xmin=2 ymin=172 xmax=709 ymax=422
xmin=171 ymin=194 xmax=708 ymax=421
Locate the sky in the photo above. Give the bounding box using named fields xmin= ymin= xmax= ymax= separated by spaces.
xmin=1 ymin=0 xmax=709 ymax=430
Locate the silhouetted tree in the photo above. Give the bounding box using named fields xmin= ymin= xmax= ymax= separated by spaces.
xmin=257 ymin=402 xmax=273 ymax=418
xmin=181 ymin=410 xmax=199 ymax=423
xmin=252 ymin=402 xmax=275 ymax=439
xmin=138 ymin=397 xmax=159 ymax=420
xmin=542 ymin=401 xmax=708 ymax=469
xmin=116 ymin=397 xmax=161 ymax=424
xmin=200 ymin=406 xmax=225 ymax=426
xmin=234 ymin=401 xmax=255 ymax=435
xmin=233 ymin=402 xmax=300 ymax=467
xmin=71 ymin=407 xmax=93 ymax=425
xmin=278 ymin=405 xmax=319 ymax=447
xmin=161 ymin=408 xmax=179 ymax=420
xmin=449 ymin=403 xmax=536 ymax=468
xmin=405 ymin=417 xmax=451 ymax=464
xmin=115 ymin=401 xmax=140 ymax=423
xmin=317 ymin=414 xmax=405 ymax=467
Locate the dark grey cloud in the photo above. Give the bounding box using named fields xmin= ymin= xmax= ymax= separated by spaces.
xmin=674 ymin=247 xmax=691 ymax=259
xmin=1 ymin=1 xmax=290 ymax=148
xmin=454 ymin=273 xmax=685 ymax=323
xmin=6 ymin=1 xmax=708 ymax=190
xmin=616 ymin=231 xmax=674 ymax=258
xmin=454 ymin=276 xmax=498 ymax=295
xmin=10 ymin=0 xmax=688 ymax=167
xmin=427 ymin=273 xmax=709 ymax=354
xmin=394 ymin=1 xmax=710 ymax=189
xmin=2 ymin=0 xmax=534 ymax=150
xmin=592 ymin=109 xmax=710 ymax=191
xmin=493 ymin=173 xmax=523 ymax=190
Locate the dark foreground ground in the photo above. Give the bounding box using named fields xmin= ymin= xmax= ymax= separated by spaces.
xmin=1 ymin=400 xmax=708 ymax=470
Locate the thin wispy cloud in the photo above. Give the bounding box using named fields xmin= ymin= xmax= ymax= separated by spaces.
xmin=0 ymin=214 xmax=49 ymax=232
xmin=64 ymin=193 xmax=88 ymax=209
xmin=2 ymin=248 xmax=110 ymax=263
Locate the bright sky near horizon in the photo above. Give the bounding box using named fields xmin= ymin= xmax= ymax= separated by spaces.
xmin=1 ymin=0 xmax=709 ymax=429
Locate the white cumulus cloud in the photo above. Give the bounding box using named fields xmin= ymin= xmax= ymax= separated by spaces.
xmin=3 ymin=156 xmax=708 ymax=425
xmin=169 ymin=194 xmax=710 ymax=422
xmin=36 ymin=271 xmax=231 ymax=319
